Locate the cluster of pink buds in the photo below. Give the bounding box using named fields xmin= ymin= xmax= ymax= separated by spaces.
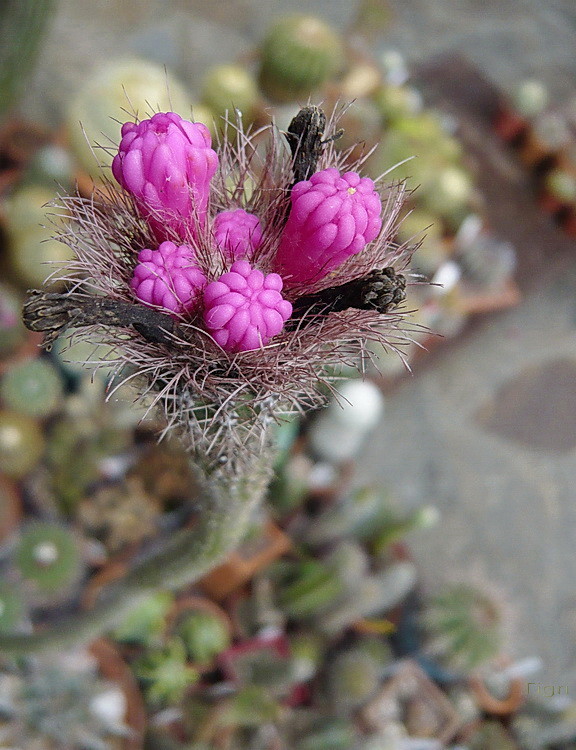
xmin=113 ymin=112 xmax=384 ymax=352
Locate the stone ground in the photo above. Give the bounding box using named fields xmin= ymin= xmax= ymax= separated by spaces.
xmin=18 ymin=0 xmax=576 ymax=684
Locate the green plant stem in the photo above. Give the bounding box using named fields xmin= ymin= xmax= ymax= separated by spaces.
xmin=0 ymin=446 xmax=274 ymax=655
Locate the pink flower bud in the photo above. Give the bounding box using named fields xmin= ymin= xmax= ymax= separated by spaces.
xmin=213 ymin=209 xmax=264 ymax=262
xmin=112 ymin=112 xmax=219 ymax=240
xmin=203 ymin=260 xmax=292 ymax=353
xmin=131 ymin=241 xmax=207 ymax=316
xmin=274 ymin=167 xmax=383 ymax=287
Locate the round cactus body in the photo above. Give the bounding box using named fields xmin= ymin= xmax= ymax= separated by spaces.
xmin=15 ymin=522 xmax=82 ymax=593
xmin=1 ymin=357 xmax=63 ymax=418
xmin=200 ymin=64 xmax=259 ymax=126
xmin=177 ymin=609 xmax=231 ymax=664
xmin=327 ymin=648 xmax=381 ymax=713
xmin=258 ymin=15 xmax=344 ymax=103
xmin=4 ymin=186 xmax=74 ymax=289
xmin=0 ymin=410 xmax=44 ymax=478
xmin=423 ymin=584 xmax=505 ymax=671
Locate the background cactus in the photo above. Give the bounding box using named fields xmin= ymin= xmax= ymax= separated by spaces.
xmin=0 ymin=356 xmax=63 ymax=418
xmin=0 ymin=651 xmax=129 ymax=749
xmin=258 ymin=15 xmax=344 ymax=102
xmin=422 ymin=584 xmax=506 ymax=671
xmin=0 ymin=0 xmax=55 ymax=123
xmin=177 ymin=609 xmax=232 ymax=664
xmin=0 ymin=410 xmax=44 ymax=479
xmin=14 ymin=521 xmax=82 ymax=594
xmin=326 ymin=647 xmax=382 ymax=714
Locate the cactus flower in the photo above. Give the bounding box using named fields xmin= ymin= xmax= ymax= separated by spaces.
xmin=274 ymin=167 xmax=383 ymax=287
xmin=213 ymin=208 xmax=263 ymax=261
xmin=203 ymin=260 xmax=292 ymax=352
xmin=112 ymin=112 xmax=218 ymax=240
xmin=130 ymin=241 xmax=207 ymax=316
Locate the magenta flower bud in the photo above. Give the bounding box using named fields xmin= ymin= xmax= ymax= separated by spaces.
xmin=213 ymin=209 xmax=264 ymax=262
xmin=203 ymin=260 xmax=292 ymax=353
xmin=131 ymin=241 xmax=207 ymax=316
xmin=274 ymin=167 xmax=383 ymax=287
xmin=112 ymin=112 xmax=219 ymax=240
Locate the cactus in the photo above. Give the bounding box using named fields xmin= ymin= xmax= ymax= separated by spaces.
xmin=200 ymin=65 xmax=259 ymax=129
xmin=0 ymin=283 xmax=27 ymax=357
xmin=134 ymin=637 xmax=199 ymax=705
xmin=177 ymin=609 xmax=232 ymax=664
xmin=112 ymin=591 xmax=174 ymax=646
xmin=319 ymin=561 xmax=417 ymax=636
xmin=0 ymin=0 xmax=55 ymax=123
xmin=1 ymin=356 xmax=63 ymax=418
xmin=326 ymin=647 xmax=382 ymax=714
xmin=467 ymin=719 xmax=517 ymax=750
xmin=294 ymin=719 xmax=359 ymax=750
xmin=65 ymin=57 xmax=191 ymax=177
xmin=0 ymin=651 xmax=129 ymax=748
xmin=0 ymin=409 xmax=44 ymax=479
xmin=77 ymin=477 xmax=162 ymax=553
xmin=258 ymin=15 xmax=344 ymax=102
xmin=422 ymin=584 xmax=505 ymax=671
xmin=0 ymin=581 xmax=25 ymax=633
xmin=276 ymin=560 xmax=345 ymax=620
xmin=14 ymin=522 xmax=82 ymax=594
xmin=4 ymin=185 xmax=75 ymax=290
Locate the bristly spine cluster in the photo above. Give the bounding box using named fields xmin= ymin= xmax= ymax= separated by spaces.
xmin=34 ymin=106 xmax=414 ymax=466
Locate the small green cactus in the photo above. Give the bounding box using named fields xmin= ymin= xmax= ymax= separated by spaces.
xmin=4 ymin=185 xmax=74 ymax=290
xmin=0 ymin=581 xmax=25 ymax=633
xmin=200 ymin=64 xmax=259 ymax=128
xmin=276 ymin=560 xmax=344 ymax=620
xmin=422 ymin=584 xmax=505 ymax=671
xmin=134 ymin=637 xmax=199 ymax=706
xmin=294 ymin=719 xmax=359 ymax=750
xmin=0 ymin=409 xmax=44 ymax=479
xmin=326 ymin=648 xmax=381 ymax=714
xmin=113 ymin=591 xmax=174 ymax=646
xmin=177 ymin=609 xmax=231 ymax=664
xmin=14 ymin=522 xmax=82 ymax=594
xmin=258 ymin=15 xmax=344 ymax=102
xmin=1 ymin=356 xmax=63 ymax=418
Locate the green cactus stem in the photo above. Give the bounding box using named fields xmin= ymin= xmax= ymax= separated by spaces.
xmin=0 ymin=0 xmax=55 ymax=123
xmin=0 ymin=442 xmax=275 ymax=655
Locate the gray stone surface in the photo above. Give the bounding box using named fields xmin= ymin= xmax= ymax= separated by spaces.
xmin=15 ymin=0 xmax=576 ymax=686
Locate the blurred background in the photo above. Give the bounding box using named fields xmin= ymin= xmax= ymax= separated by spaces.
xmin=1 ymin=1 xmax=576 ymax=748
